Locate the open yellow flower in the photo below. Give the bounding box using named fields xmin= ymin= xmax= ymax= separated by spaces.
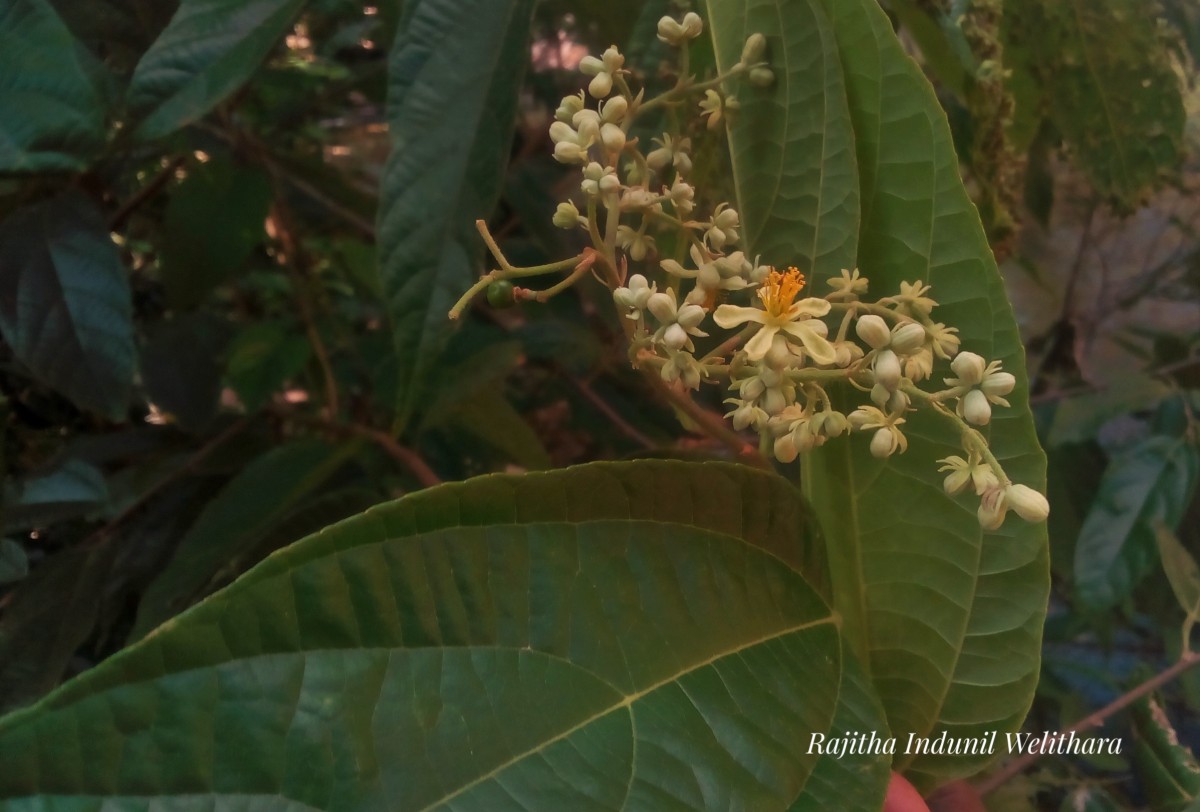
xmin=713 ymin=267 xmax=835 ymax=363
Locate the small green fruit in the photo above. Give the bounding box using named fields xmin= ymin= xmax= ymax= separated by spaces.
xmin=486 ymin=279 xmax=516 ymax=308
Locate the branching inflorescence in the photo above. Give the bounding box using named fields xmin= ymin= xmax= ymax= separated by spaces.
xmin=449 ymin=11 xmax=1048 ymax=530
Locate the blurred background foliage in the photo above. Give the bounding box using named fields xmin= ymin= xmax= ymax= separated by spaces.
xmin=0 ymin=0 xmax=1197 ymax=808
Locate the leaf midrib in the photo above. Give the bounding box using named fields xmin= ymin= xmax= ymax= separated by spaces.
xmin=418 ymin=617 xmax=837 ymax=811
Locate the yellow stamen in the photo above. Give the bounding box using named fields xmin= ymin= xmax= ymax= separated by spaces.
xmin=757 ymin=266 xmax=806 ymax=318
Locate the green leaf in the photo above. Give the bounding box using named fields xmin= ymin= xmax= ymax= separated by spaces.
xmin=376 ymin=0 xmax=534 ymax=428
xmin=0 ymin=542 xmax=117 ymax=712
xmin=140 ymin=312 xmax=232 ymax=431
xmin=0 ymin=462 xmax=857 ymax=809
xmin=129 ymin=439 xmax=356 ymax=640
xmin=705 ymin=0 xmax=859 ymax=278
xmin=0 ymin=191 xmax=134 ymax=420
xmin=1005 ymin=0 xmax=1186 ymax=207
xmin=0 ymin=0 xmax=108 ymax=172
xmin=709 ymin=0 xmax=1049 ymax=788
xmin=0 ymin=540 xmax=27 ymax=585
xmin=1046 ymin=375 xmax=1174 ymax=446
xmin=126 ymin=0 xmax=306 ymax=141
xmin=224 ymin=320 xmax=312 ymax=411
xmin=159 ymin=156 xmax=272 ymax=309
xmin=790 ymin=640 xmax=892 ymax=811
xmin=1154 ymin=522 xmax=1200 ymax=624
xmin=1075 ymin=435 xmax=1200 ymax=610
xmin=447 ymin=389 xmax=552 ymax=471
xmin=1131 ymin=695 xmax=1200 ymax=812
xmin=2 ymin=459 xmax=107 ymax=531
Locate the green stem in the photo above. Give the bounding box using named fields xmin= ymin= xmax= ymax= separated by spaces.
xmin=638 ymin=65 xmax=754 ymax=115
xmin=449 ymin=253 xmax=583 ymax=319
xmin=902 ymin=383 xmax=1011 ymax=486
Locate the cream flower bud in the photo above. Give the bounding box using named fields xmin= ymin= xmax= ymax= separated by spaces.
xmin=620 ymin=187 xmax=657 ymax=210
xmin=741 ymin=33 xmax=767 ymax=64
xmin=657 ymin=13 xmax=703 ymax=45
xmin=555 ymin=93 xmax=584 ymax=122
xmin=680 ymin=12 xmax=703 ymax=38
xmin=600 ymin=96 xmax=627 ymax=123
xmin=982 ymin=371 xmax=1016 ymax=399
xmin=938 ymin=456 xmax=973 ymax=496
xmin=962 ymin=388 xmax=992 ymax=425
xmin=613 ymin=274 xmax=654 ymax=316
xmin=950 ymin=351 xmax=986 ymax=386
xmin=600 ymin=122 xmax=626 ymax=152
xmin=977 ymin=488 xmax=1007 ymax=530
xmin=890 ymin=322 xmax=927 ymax=355
xmin=646 ymin=291 xmax=676 ymax=324
xmin=588 ymin=72 xmax=613 ymax=98
xmin=1006 ymin=484 xmax=1049 ymax=522
xmin=598 ymin=173 xmax=620 ymax=195
xmin=749 ymin=67 xmax=775 ymax=87
xmin=549 ymin=120 xmax=575 ymax=144
xmin=552 ymin=201 xmax=580 ymax=229
xmin=856 ymin=315 xmax=891 ymax=349
xmin=553 ymin=141 xmax=586 ymax=163
xmin=572 ymin=110 xmax=600 ymax=142
xmin=663 ymin=323 xmax=688 ymax=350
xmin=874 ymin=349 xmax=902 ymax=390
xmin=774 ymin=433 xmax=800 ymax=463
xmin=870 ymin=428 xmax=898 ymax=458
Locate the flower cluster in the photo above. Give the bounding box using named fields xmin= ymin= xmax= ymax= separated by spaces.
xmin=451 ymin=12 xmax=1048 ymax=530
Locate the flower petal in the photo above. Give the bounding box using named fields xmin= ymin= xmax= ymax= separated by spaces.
xmin=743 ymin=325 xmax=778 ymax=360
xmin=781 ymin=323 xmax=837 ymax=365
xmin=713 ymin=304 xmax=765 ymax=329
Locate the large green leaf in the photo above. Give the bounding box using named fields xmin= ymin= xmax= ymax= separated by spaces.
xmin=1005 ymin=0 xmax=1186 ymax=207
xmin=376 ymin=0 xmax=534 ymax=428
xmin=0 ymin=0 xmax=108 ymax=172
xmin=1074 ymin=435 xmax=1200 ymax=610
xmin=0 ymin=462 xmax=856 ymax=809
xmin=708 ymin=0 xmax=859 ymax=278
xmin=790 ymin=640 xmax=892 ymax=812
xmin=707 ymin=0 xmax=1049 ymax=789
xmin=126 ymin=0 xmax=305 ymax=141
xmin=0 ymin=191 xmax=134 ymax=420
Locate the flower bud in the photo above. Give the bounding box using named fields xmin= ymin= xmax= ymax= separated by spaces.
xmin=890 ymin=322 xmax=926 ymax=355
xmin=663 ymin=323 xmax=688 ymax=350
xmin=647 ymin=291 xmax=676 ymax=324
xmin=749 ymin=67 xmax=775 ymax=87
xmin=870 ymin=428 xmax=897 ymax=458
xmin=555 ymin=93 xmax=584 ymax=122
xmin=774 ymin=433 xmax=799 ymax=463
xmin=856 ymin=315 xmax=891 ymax=349
xmin=741 ymin=33 xmax=767 ymax=65
xmin=588 ymin=72 xmax=613 ymax=99
xmin=874 ymin=349 xmax=901 ymax=390
xmin=1006 ymin=484 xmax=1049 ymax=522
xmin=680 ymin=12 xmax=703 ymax=38
xmin=553 ymin=141 xmax=586 ymax=163
xmin=761 ymin=386 xmax=788 ymax=415
xmin=600 ymin=122 xmax=626 ymax=152
xmin=598 ymin=173 xmax=620 ymax=196
xmin=870 ymin=383 xmax=890 ymax=407
xmin=552 ymin=201 xmax=580 ymax=229
xmin=549 ymin=120 xmax=575 ymax=144
xmin=982 ymin=371 xmax=1016 ymax=398
xmin=600 ymin=95 xmax=627 ymax=123
xmin=950 ymin=351 xmax=986 ymax=386
xmin=977 ymin=497 xmax=1006 ymax=530
xmin=962 ymin=389 xmax=992 ymax=426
